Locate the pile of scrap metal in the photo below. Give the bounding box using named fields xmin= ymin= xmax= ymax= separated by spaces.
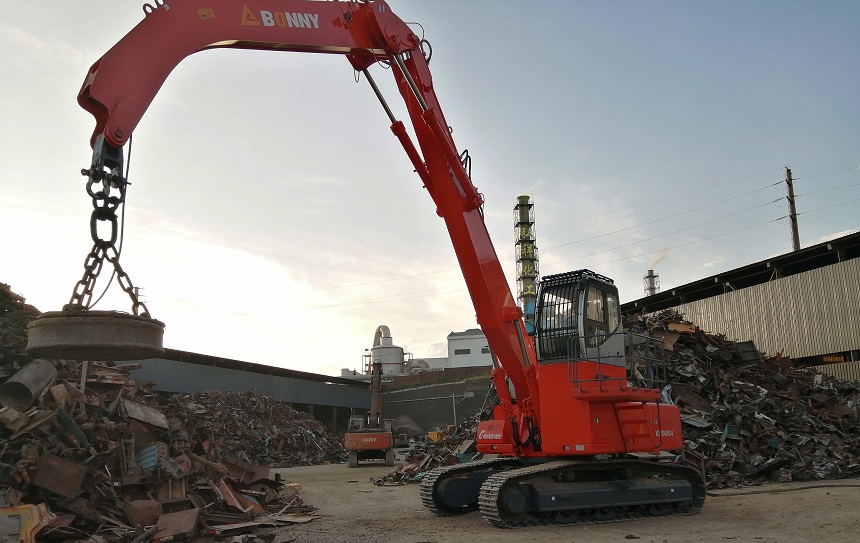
xmin=0 ymin=284 xmax=338 ymax=541
xmin=629 ymin=310 xmax=860 ymax=488
xmin=0 ymin=283 xmax=40 ymax=381
xmin=165 ymin=390 xmax=346 ymax=467
xmin=372 ymin=408 xmax=485 ymax=485
xmin=0 ymin=358 xmax=319 ymax=542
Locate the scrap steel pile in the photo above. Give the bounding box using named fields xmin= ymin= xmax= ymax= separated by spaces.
xmin=0 ymin=284 xmax=332 ymax=541
xmin=0 ymin=283 xmax=40 ymax=381
xmin=374 ymin=402 xmax=492 ymax=485
xmin=0 ymin=358 xmax=319 ymax=541
xmin=165 ymin=390 xmax=346 ymax=467
xmin=632 ymin=310 xmax=860 ymax=488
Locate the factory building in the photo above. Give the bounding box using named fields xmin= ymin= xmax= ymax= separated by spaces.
xmin=342 ymin=325 xmax=493 ymax=379
xmin=447 ymin=329 xmax=493 ymax=368
xmin=622 ymin=231 xmax=860 ymax=380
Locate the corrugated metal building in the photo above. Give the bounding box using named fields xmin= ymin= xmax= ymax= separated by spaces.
xmin=622 ymin=232 xmax=860 ymax=380
xmin=129 ymin=348 xmax=370 ymax=433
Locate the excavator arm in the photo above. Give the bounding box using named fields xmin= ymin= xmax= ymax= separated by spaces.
xmin=80 ymin=0 xmax=407 ymax=147
xmin=78 ymin=0 xmax=540 ymax=445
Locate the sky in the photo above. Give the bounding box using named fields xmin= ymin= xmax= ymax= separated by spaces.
xmin=1 ymin=1 xmax=858 ymax=377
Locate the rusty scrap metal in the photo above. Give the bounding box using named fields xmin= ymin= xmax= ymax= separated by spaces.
xmin=630 ymin=309 xmax=860 ymax=488
xmin=165 ymin=390 xmax=345 ymax=467
xmin=0 ymin=283 xmax=40 ymax=381
xmin=0 ymin=360 xmax=323 ymax=539
xmin=0 ymin=359 xmax=58 ymax=411
xmin=1 ymin=285 xmax=334 ymax=540
xmin=30 ymin=453 xmax=87 ymax=499
xmin=129 ymin=524 xmax=159 ymax=543
xmin=0 ymin=503 xmax=55 ymax=543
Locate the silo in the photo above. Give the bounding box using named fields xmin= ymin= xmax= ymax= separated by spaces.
xmin=370 ymin=325 xmax=405 ymax=375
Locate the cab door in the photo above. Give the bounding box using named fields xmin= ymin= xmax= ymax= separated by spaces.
xmin=580 ymin=279 xmax=625 ymax=366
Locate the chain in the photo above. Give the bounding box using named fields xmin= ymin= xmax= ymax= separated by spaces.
xmin=67 ymin=242 xmax=106 ymax=310
xmin=103 ymin=244 xmax=150 ymax=317
xmin=65 ymin=135 xmax=151 ymax=318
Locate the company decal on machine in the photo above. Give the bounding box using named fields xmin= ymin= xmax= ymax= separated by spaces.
xmin=655 ymin=429 xmax=674 ymax=437
xmin=361 ymin=437 xmax=378 ymax=443
xmin=241 ymin=4 xmax=319 ymax=28
xmin=478 ymin=429 xmax=503 ymax=440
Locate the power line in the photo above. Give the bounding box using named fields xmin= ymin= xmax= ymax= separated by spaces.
xmin=548 ymin=162 xmax=856 ymax=249
xmin=797 ymin=195 xmax=860 ymax=215
xmin=543 ymin=162 xmax=856 ymax=233
xmin=548 ymin=216 xmax=786 ymax=269
xmin=552 ymin=198 xmax=782 ymax=260
xmin=792 ymin=166 xmax=859 ymax=181
xmin=797 ymin=182 xmax=860 ymax=197
xmin=541 ymin=166 xmax=787 ymax=231
xmin=549 ymin=182 xmax=780 ymax=248
xmin=576 ymin=195 xmax=860 ymax=268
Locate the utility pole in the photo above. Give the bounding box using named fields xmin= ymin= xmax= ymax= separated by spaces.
xmin=785 ymin=167 xmax=800 ymax=251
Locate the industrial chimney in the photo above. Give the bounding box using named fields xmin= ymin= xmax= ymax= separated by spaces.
xmin=514 ymin=195 xmax=539 ymax=327
xmin=644 ymin=269 xmax=660 ymax=296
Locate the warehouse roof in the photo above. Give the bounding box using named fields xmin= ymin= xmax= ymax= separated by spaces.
xmin=156 ymin=347 xmax=368 ymax=388
xmin=448 ymin=328 xmax=485 ymax=338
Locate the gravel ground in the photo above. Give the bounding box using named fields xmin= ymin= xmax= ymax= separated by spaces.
xmin=271 ymin=460 xmax=860 ymax=543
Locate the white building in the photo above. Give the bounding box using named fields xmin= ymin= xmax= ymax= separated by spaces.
xmin=447 ymin=328 xmax=493 ymax=368
xmin=342 ymin=327 xmax=493 ymax=378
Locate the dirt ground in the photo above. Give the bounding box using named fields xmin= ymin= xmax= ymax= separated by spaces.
xmin=271 ymin=459 xmax=860 ymax=543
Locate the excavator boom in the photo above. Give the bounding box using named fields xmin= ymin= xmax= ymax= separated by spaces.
xmin=79 ymin=0 xmax=538 ymax=427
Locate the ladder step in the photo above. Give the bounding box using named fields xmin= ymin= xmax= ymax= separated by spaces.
xmin=615 ymin=404 xmax=655 ymax=447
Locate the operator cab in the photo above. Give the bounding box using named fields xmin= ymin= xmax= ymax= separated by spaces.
xmin=534 ymin=269 xmax=624 ymax=365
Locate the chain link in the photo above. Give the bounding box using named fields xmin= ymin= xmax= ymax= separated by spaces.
xmin=103 ymin=244 xmax=150 ymax=317
xmin=65 ymin=135 xmax=151 ymax=318
xmin=66 ymin=243 xmax=106 ymax=310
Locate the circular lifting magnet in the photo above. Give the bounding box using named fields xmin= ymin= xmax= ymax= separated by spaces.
xmin=26 ymin=310 xmax=165 ymax=361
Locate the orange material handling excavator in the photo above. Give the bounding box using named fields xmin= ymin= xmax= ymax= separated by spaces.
xmin=343 ymin=361 xmax=394 ymax=467
xmin=72 ymin=0 xmax=704 ymax=527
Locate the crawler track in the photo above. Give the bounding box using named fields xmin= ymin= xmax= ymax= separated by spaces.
xmin=478 ymin=458 xmax=706 ymax=528
xmin=419 ymin=458 xmax=520 ymax=516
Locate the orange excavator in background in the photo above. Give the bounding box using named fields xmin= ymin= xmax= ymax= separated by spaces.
xmin=72 ymin=0 xmax=704 ymax=527
xmin=343 ymin=361 xmax=394 ymax=467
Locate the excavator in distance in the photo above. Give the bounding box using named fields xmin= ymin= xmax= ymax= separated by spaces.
xmin=73 ymin=0 xmax=705 ymax=528
xmin=343 ymin=361 xmax=395 ymax=468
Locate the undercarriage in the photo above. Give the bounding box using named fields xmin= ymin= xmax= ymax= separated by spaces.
xmin=420 ymin=457 xmax=706 ymax=528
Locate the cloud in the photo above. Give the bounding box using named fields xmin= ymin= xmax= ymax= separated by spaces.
xmin=1 ymin=25 xmax=51 ymax=53
xmin=702 ymin=258 xmax=726 ymax=269
xmin=0 ymin=25 xmax=85 ymax=68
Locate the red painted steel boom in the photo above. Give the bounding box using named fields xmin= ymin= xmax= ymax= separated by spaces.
xmin=79 ymin=0 xmax=540 ymax=438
